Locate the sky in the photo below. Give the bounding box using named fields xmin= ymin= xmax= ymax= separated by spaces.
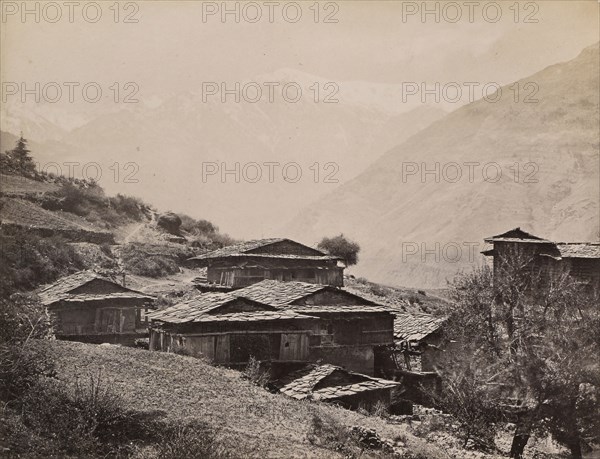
xmin=1 ymin=1 xmax=599 ymax=238
xmin=2 ymin=1 xmax=598 ymax=99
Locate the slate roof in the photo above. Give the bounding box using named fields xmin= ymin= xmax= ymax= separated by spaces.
xmin=188 ymin=238 xmax=339 ymax=261
xmin=147 ymin=292 xmax=317 ymax=323
xmin=288 ymin=305 xmax=393 ymax=314
xmin=484 ymin=227 xmax=551 ymax=243
xmin=38 ymin=271 xmax=153 ymax=306
xmin=555 ymin=243 xmax=600 ymax=259
xmin=393 ymin=312 xmax=447 ymax=342
xmin=275 ymin=364 xmax=399 ymax=401
xmin=233 ymin=280 xmax=327 ymax=307
xmin=483 ymin=228 xmax=600 ymax=259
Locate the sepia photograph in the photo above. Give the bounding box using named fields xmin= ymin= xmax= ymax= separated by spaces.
xmin=0 ymin=1 xmax=598 ymax=457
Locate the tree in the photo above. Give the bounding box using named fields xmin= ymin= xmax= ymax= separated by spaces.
xmin=436 ymin=248 xmax=600 ymax=458
xmin=317 ymin=234 xmax=360 ymax=267
xmin=4 ymin=136 xmax=36 ymax=176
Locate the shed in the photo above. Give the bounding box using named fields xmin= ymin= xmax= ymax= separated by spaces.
xmin=273 ymin=364 xmax=399 ymax=411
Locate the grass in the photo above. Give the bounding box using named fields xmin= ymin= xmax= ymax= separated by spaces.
xmin=25 ymin=340 xmax=452 ymax=458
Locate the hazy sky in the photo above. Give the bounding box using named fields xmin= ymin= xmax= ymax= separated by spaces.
xmin=2 ymin=1 xmax=598 ymax=98
xmin=1 ymin=1 xmax=598 ymax=238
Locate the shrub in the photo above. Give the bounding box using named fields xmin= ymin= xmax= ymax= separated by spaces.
xmin=0 ymin=344 xmax=56 ymax=401
xmin=120 ymin=243 xmax=194 ymax=278
xmin=0 ymin=231 xmax=86 ymax=296
xmin=242 ymin=357 xmax=271 ymax=388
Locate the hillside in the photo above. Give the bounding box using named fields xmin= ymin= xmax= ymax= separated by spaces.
xmin=283 ymin=43 xmax=600 ymax=288
xmin=1 ymin=339 xmax=557 ymax=459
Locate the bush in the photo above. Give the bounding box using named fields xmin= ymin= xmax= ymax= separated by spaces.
xmin=0 ymin=344 xmax=56 ymax=401
xmin=120 ymin=243 xmax=194 ymax=278
xmin=0 ymin=230 xmax=86 ymax=296
xmin=242 ymin=357 xmax=270 ymax=387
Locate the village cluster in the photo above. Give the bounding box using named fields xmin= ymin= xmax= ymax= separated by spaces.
xmin=39 ymin=228 xmax=600 ymax=413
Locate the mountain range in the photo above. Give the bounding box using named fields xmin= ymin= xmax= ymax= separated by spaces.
xmin=0 ymin=71 xmax=447 ymax=238
xmin=283 ymin=43 xmax=600 ymax=288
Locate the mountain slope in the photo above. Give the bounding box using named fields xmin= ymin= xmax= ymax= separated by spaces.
xmin=283 ymin=43 xmax=600 ymax=288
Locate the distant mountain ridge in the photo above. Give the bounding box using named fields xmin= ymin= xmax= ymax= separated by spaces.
xmin=0 ymin=69 xmax=447 ymax=237
xmin=283 ymin=42 xmax=600 ymax=288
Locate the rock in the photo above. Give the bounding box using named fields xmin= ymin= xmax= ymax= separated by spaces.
xmin=157 ymin=212 xmax=182 ymax=234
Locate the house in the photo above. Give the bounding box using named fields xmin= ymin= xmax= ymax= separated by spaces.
xmin=187 ymin=238 xmax=344 ymax=289
xmin=149 ymin=279 xmax=395 ymax=375
xmin=39 ymin=270 xmax=155 ymax=345
xmin=482 ymin=227 xmax=600 ymax=292
xmin=272 ymin=364 xmax=399 ymax=411
xmin=392 ymin=312 xmax=447 ymax=373
xmin=148 ymin=292 xmax=321 ymax=366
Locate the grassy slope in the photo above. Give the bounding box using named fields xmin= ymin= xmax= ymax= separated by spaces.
xmin=33 ymin=340 xmax=455 ymax=459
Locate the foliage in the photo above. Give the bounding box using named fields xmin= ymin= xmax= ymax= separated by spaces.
xmin=1 ymin=136 xmax=36 ymax=177
xmin=438 ymin=249 xmax=600 ymax=457
xmin=242 ymin=356 xmax=271 ymax=388
xmin=120 ymin=242 xmax=195 ymax=278
xmin=0 ymin=230 xmax=87 ymax=297
xmin=317 ymin=233 xmax=360 ymax=266
xmin=180 ymin=213 xmax=237 ymax=250
xmin=41 ymin=182 xmax=150 ymax=228
xmin=0 ymin=294 xmax=53 ymax=345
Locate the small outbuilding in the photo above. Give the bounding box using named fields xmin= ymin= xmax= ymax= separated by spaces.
xmin=273 ymin=364 xmax=399 ymax=411
xmin=39 ymin=270 xmax=155 ymax=345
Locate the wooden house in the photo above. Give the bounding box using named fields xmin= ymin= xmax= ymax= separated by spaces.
xmin=187 ymin=238 xmax=344 ymax=289
xmin=392 ymin=312 xmax=447 ymax=373
xmin=272 ymin=364 xmax=399 ymax=411
xmin=482 ymin=227 xmax=600 ymax=292
xmin=148 ymin=292 xmax=321 ymax=365
xmin=39 ymin=271 xmax=155 ymax=345
xmin=149 ymin=280 xmax=395 ymax=375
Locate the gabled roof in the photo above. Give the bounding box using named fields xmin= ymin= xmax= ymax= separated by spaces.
xmin=393 ymin=312 xmax=447 ymax=342
xmin=232 ymin=280 xmax=381 ymax=310
xmin=274 ymin=364 xmax=399 ymax=401
xmin=38 ymin=270 xmax=153 ymax=306
xmin=232 ymin=280 xmax=326 ymax=307
xmin=188 ymin=238 xmax=340 ymax=262
xmin=148 ymin=292 xmax=317 ymax=324
xmin=484 ymin=227 xmax=552 ymax=244
xmin=482 ymin=228 xmax=600 ymax=259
